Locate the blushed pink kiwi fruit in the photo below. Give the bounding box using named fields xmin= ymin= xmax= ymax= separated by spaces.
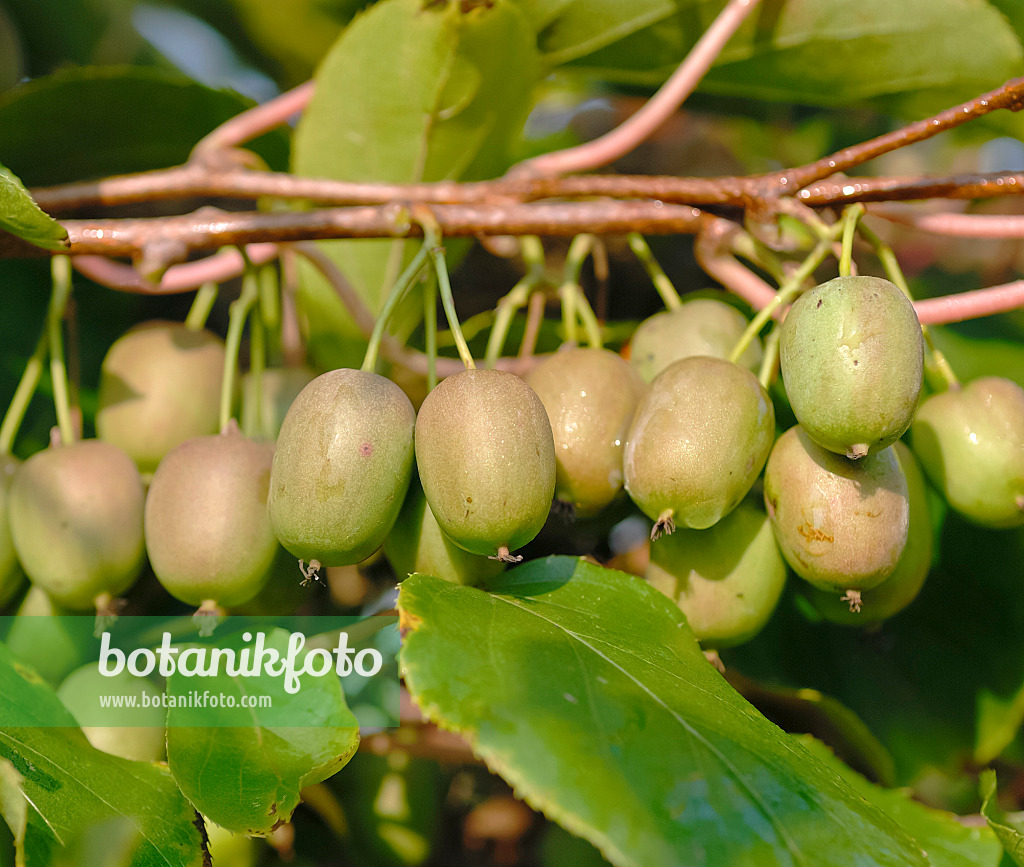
xmin=269 ymin=369 xmax=416 ymax=566
xmin=96 ymin=321 xmax=226 ymax=473
xmin=525 ymin=347 xmax=646 ymax=518
xmin=144 ymin=424 xmax=278 ymax=609
xmin=764 ymin=425 xmax=909 ymax=606
xmin=415 ymin=369 xmax=556 ymax=561
xmin=780 ymin=276 xmax=924 ymax=460
xmin=629 ymin=296 xmax=763 ymax=382
xmin=8 ymin=440 xmax=145 ymax=610
xmin=385 ymin=473 xmax=504 ymax=585
xmin=646 ymin=501 xmax=787 ymax=648
xmin=623 ymin=356 xmax=775 ymax=536
xmin=241 ymin=365 xmax=317 ymax=440
xmin=911 ymin=376 xmax=1024 ymax=528
xmin=806 ymin=442 xmax=932 ymax=625
xmin=0 ymin=454 xmax=25 ymax=608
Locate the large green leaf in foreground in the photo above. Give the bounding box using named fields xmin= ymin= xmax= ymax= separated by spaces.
xmin=399 ymin=557 xmax=939 ymax=867
xmin=0 ymin=164 xmax=66 ymax=252
xmin=0 ymin=643 xmax=202 ymax=867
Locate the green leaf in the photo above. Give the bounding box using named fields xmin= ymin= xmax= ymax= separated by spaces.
xmin=291 ymin=0 xmax=539 ymax=369
xmin=0 ymin=164 xmax=66 ymax=252
xmin=0 ymin=66 xmax=290 ymax=186
xmin=799 ymin=737 xmax=1001 ymax=867
xmin=0 ymin=643 xmax=203 ymax=867
xmin=569 ymin=0 xmax=1023 ymax=116
xmin=165 ymin=629 xmax=360 ymax=835
xmin=398 ymin=557 xmax=935 ymax=867
xmin=981 ymin=770 xmax=1024 ymax=865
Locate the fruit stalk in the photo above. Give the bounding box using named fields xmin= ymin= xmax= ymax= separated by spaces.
xmin=483 ymin=236 xmax=546 ymax=368
xmin=627 ymin=233 xmax=683 ymax=310
xmin=425 ymin=222 xmax=475 ymax=370
xmin=184 ymin=280 xmax=218 ymax=331
xmin=361 ymin=239 xmax=431 ymax=373
xmin=838 ymin=204 xmax=865 ymax=278
xmin=220 ymin=258 xmax=259 ymax=432
xmin=47 ymin=256 xmax=75 ymax=446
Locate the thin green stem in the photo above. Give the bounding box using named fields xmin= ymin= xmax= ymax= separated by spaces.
xmin=572 ymin=283 xmax=603 ymax=348
xmin=246 ymin=312 xmax=267 ymax=438
xmin=484 ymin=276 xmax=540 ymax=367
xmin=184 ymin=282 xmax=218 ymax=331
xmin=728 ymin=225 xmax=843 ymax=365
xmin=758 ymin=327 xmax=781 ymax=391
xmin=729 ymin=232 xmax=787 ymax=286
xmin=361 ymin=243 xmax=430 ymax=373
xmin=258 ymin=263 xmax=283 ymax=365
xmin=0 ymin=331 xmax=48 ymax=454
xmin=627 ymin=233 xmax=683 ymax=309
xmin=430 ymin=237 xmax=475 ymax=370
xmin=559 ymin=281 xmax=578 ymax=346
xmin=423 ymin=276 xmax=438 ymax=391
xmin=220 ymin=265 xmax=259 ymax=433
xmin=48 ymin=257 xmax=75 ymax=446
xmin=438 ymin=309 xmax=494 ymax=347
xmin=858 ymin=221 xmax=960 ymax=389
xmin=839 ymin=204 xmax=865 ymax=278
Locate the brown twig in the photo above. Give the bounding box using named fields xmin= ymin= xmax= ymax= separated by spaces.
xmin=915 ymin=280 xmax=1024 ymax=324
xmin=871 ymin=205 xmax=1024 ymax=237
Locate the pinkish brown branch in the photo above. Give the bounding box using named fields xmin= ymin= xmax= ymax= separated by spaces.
xmin=870 ymin=206 xmax=1024 ymax=237
xmin=915 ymin=280 xmax=1024 ymax=325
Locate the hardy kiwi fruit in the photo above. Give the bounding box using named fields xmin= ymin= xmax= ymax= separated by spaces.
xmin=0 ymin=454 xmax=25 ymax=608
xmin=646 ymin=500 xmax=787 ymax=648
xmin=629 ymin=296 xmax=763 ymax=382
xmin=623 ymin=356 xmax=775 ymax=535
xmin=269 ymin=369 xmax=416 ymax=566
xmin=764 ymin=425 xmax=909 ymax=605
xmin=415 ymin=369 xmax=556 ymax=560
xmin=96 ymin=321 xmax=226 ymax=473
xmin=8 ymin=440 xmax=145 ymax=610
xmin=525 ymin=347 xmax=646 ymax=518
xmin=385 ymin=472 xmax=504 ymax=586
xmin=145 ymin=424 xmax=279 ymax=608
xmin=911 ymin=376 xmax=1024 ymax=528
xmin=780 ymin=275 xmax=924 ymax=459
xmin=806 ymin=442 xmax=933 ymax=625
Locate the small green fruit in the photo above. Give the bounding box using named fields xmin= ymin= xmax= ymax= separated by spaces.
xmin=9 ymin=440 xmax=145 ymax=610
xmin=57 ymin=664 xmax=165 ymax=762
xmin=780 ymin=276 xmax=924 ymax=459
xmin=623 ymin=356 xmax=775 ymax=534
xmin=96 ymin=321 xmax=226 ymax=473
xmin=646 ymin=501 xmax=787 ymax=648
xmin=269 ymin=369 xmax=416 ymax=566
xmin=241 ymin=365 xmax=317 ymax=440
xmin=385 ymin=473 xmax=504 ymax=585
xmin=145 ymin=425 xmax=279 ymax=608
xmin=911 ymin=376 xmax=1024 ymax=528
xmin=764 ymin=426 xmax=909 ymax=598
xmin=415 ymin=369 xmax=555 ymax=560
xmin=0 ymin=454 xmax=25 ymax=608
xmin=525 ymin=347 xmax=646 ymax=517
xmin=629 ymin=296 xmax=763 ymax=382
xmin=806 ymin=442 xmax=933 ymax=625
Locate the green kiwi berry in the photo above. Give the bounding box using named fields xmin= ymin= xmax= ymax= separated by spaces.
xmin=145 ymin=424 xmax=279 ymax=608
xmin=0 ymin=454 xmax=25 ymax=608
xmin=96 ymin=320 xmax=226 ymax=473
xmin=911 ymin=376 xmax=1024 ymax=528
xmin=57 ymin=663 xmax=165 ymax=762
xmin=646 ymin=500 xmax=787 ymax=648
xmin=269 ymin=369 xmax=416 ymax=567
xmin=241 ymin=365 xmax=317 ymax=440
xmin=9 ymin=440 xmax=145 ymax=610
xmin=525 ymin=347 xmax=646 ymax=518
xmin=806 ymin=441 xmax=932 ymax=625
xmin=764 ymin=425 xmax=909 ymax=603
xmin=629 ymin=296 xmax=763 ymax=382
xmin=385 ymin=472 xmax=504 ymax=586
xmin=623 ymin=356 xmax=775 ymax=535
xmin=415 ymin=369 xmax=555 ymax=561
xmin=780 ymin=275 xmax=924 ymax=459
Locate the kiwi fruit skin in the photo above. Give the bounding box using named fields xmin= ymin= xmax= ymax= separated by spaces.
xmin=385 ymin=473 xmax=504 ymax=585
xmin=145 ymin=427 xmax=279 ymax=607
xmin=630 ymin=296 xmax=763 ymax=382
xmin=911 ymin=376 xmax=1024 ymax=529
xmin=623 ymin=356 xmax=775 ymax=531
xmin=0 ymin=454 xmax=25 ymax=608
xmin=269 ymin=368 xmax=416 ymax=565
xmin=646 ymin=500 xmax=787 ymax=648
xmin=526 ymin=347 xmax=646 ymax=518
xmin=780 ymin=275 xmax=924 ymax=459
xmin=8 ymin=440 xmax=145 ymax=610
xmin=415 ymin=369 xmax=556 ymax=558
xmin=807 ymin=441 xmax=933 ymax=625
xmin=764 ymin=425 xmax=909 ymax=593
xmin=96 ymin=321 xmax=226 ymax=473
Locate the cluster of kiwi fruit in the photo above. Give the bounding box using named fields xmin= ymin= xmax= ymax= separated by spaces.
xmin=3 ymin=268 xmax=1022 ymax=658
